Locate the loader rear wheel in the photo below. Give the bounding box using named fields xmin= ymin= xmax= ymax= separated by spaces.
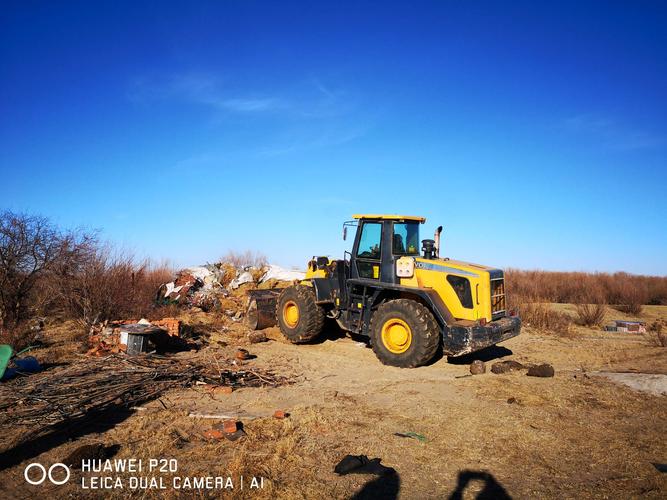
xmin=370 ymin=299 xmax=440 ymax=367
xmin=276 ymin=285 xmax=325 ymax=343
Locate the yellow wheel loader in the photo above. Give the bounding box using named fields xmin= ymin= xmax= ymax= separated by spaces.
xmin=249 ymin=214 xmax=520 ymax=368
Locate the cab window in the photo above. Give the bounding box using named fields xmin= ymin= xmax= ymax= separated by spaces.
xmin=392 ymin=222 xmax=420 ymax=255
xmin=356 ymin=222 xmax=382 ymax=259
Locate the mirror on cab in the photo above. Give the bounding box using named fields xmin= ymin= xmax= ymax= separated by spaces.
xmin=343 ymin=226 xmax=348 ymax=241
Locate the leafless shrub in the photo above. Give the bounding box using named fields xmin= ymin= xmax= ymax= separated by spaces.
xmin=612 ymin=280 xmax=647 ymax=315
xmin=0 ymin=211 xmax=94 ymax=328
xmin=505 ymin=269 xmax=665 ymax=309
xmin=657 ymin=333 xmax=667 ymax=347
xmin=52 ymin=247 xmax=174 ymax=325
xmin=220 ymin=250 xmax=267 ymax=269
xmin=646 ymin=321 xmax=667 ymax=347
xmin=510 ymin=295 xmax=573 ymax=335
xmin=648 ymin=319 xmax=664 ymax=334
xmin=573 ymin=289 xmax=607 ymax=327
xmin=575 ymin=303 xmax=606 ymax=326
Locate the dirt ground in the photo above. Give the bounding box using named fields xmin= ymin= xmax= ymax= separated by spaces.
xmin=1 ymin=305 xmax=666 ymax=499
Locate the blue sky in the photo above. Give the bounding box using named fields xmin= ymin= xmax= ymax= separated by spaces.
xmin=1 ymin=1 xmax=666 ymax=275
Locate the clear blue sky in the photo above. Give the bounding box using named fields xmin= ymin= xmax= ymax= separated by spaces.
xmin=1 ymin=1 xmax=666 ymax=275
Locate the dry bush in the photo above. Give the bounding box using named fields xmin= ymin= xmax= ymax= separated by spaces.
xmin=575 ymin=303 xmax=606 ymax=327
xmin=655 ymin=333 xmax=667 ymax=347
xmin=646 ymin=321 xmax=667 ymax=347
xmin=511 ymin=295 xmax=573 ymax=335
xmin=505 ymin=269 xmax=665 ymax=310
xmin=573 ymin=288 xmax=607 ymax=327
xmin=52 ymin=249 xmax=174 ymax=325
xmin=648 ymin=319 xmax=664 ymax=334
xmin=0 ymin=211 xmax=94 ymax=328
xmin=611 ymin=280 xmax=647 ymax=315
xmin=220 ymin=250 xmax=267 ymax=268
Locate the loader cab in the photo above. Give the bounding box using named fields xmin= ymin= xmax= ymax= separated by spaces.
xmin=346 ymin=215 xmax=425 ymax=284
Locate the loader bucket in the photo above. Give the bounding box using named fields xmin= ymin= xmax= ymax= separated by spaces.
xmin=246 ymin=288 xmax=282 ymax=330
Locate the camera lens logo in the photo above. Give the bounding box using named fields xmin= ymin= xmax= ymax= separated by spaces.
xmin=24 ymin=463 xmax=70 ymax=485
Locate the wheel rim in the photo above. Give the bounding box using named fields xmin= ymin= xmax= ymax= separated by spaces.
xmin=283 ymin=300 xmax=300 ymax=328
xmin=381 ymin=318 xmax=412 ymax=354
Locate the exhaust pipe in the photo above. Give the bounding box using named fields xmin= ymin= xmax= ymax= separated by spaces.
xmin=434 ymin=226 xmax=443 ymax=258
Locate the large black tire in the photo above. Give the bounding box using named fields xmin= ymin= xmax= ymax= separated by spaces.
xmin=276 ymin=285 xmax=326 ymax=343
xmin=370 ymin=299 xmax=440 ymax=367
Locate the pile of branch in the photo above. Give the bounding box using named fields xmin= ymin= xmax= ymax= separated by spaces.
xmin=0 ymin=354 xmax=289 ymax=428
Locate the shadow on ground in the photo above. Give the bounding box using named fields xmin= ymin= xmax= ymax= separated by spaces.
xmin=351 ymin=468 xmax=511 ymax=499
xmin=448 ymin=470 xmax=512 ymax=499
xmin=0 ymin=408 xmax=131 ymax=471
xmin=353 ymin=472 xmax=400 ymax=499
xmin=307 ymin=319 xmax=349 ymax=345
xmin=448 ymin=345 xmax=513 ymax=365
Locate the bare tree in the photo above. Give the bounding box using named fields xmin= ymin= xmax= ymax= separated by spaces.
xmin=0 ymin=212 xmax=68 ymax=327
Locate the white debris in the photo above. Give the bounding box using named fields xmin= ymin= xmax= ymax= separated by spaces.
xmin=230 ymin=271 xmax=255 ymax=289
xmin=184 ymin=266 xmax=223 ymax=289
xmin=185 ymin=266 xmax=212 ymax=281
xmin=162 ymin=282 xmax=184 ymax=298
xmin=259 ymin=264 xmax=305 ymax=283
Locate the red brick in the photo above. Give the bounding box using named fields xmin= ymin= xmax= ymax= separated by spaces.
xmin=222 ymin=420 xmax=237 ymax=433
xmin=203 ymin=429 xmax=225 ymax=440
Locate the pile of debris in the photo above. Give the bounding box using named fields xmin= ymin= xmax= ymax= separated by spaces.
xmin=0 ymin=354 xmax=291 ymax=429
xmin=157 ymin=263 xmax=304 ymax=311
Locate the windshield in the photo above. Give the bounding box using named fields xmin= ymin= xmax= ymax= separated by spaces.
xmin=392 ymin=222 xmax=420 ymax=256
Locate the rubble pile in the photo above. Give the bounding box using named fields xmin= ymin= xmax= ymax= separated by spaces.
xmin=157 ymin=263 xmax=305 ymax=312
xmin=86 ymin=261 xmax=305 ymax=356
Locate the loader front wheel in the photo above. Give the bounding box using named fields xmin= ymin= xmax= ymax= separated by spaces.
xmin=370 ymin=299 xmax=440 ymax=367
xmin=276 ymin=285 xmax=325 ymax=343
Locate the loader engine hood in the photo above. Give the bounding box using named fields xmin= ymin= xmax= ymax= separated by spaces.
xmin=401 ymin=257 xmax=506 ymax=322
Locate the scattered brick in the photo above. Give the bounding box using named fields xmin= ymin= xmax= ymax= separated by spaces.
xmin=273 ymin=410 xmax=289 ymax=419
xmin=203 ymin=429 xmax=225 ymax=440
xmin=222 ymin=419 xmax=238 ymax=434
xmin=212 ymin=386 xmax=233 ymax=395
